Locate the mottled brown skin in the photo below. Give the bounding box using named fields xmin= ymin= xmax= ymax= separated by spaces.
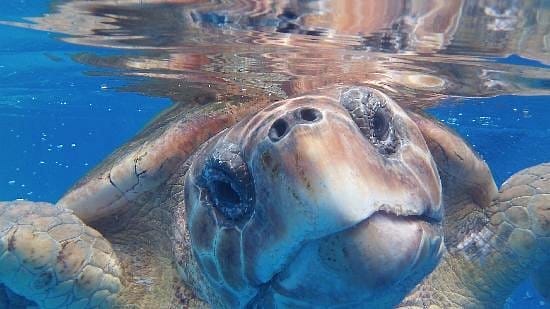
xmin=0 ymin=201 xmax=122 ymax=308
xmin=0 ymin=86 xmax=548 ymax=308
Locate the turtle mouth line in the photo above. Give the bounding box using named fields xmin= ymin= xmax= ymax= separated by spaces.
xmin=373 ymin=201 xmax=443 ymax=223
xmin=372 ymin=209 xmax=442 ymax=224
xmin=246 ymin=206 xmax=442 ymax=307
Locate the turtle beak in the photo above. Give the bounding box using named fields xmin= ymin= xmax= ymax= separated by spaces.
xmin=240 ymin=97 xmax=442 ymax=291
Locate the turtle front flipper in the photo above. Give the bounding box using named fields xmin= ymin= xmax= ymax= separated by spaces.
xmin=0 ymin=201 xmax=123 ymax=308
xmin=492 ymin=163 xmax=550 ymax=301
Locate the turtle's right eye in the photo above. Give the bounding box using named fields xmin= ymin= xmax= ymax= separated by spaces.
xmin=341 ymin=87 xmax=399 ymax=155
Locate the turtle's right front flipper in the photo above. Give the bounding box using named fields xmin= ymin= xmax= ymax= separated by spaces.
xmin=0 ymin=201 xmax=123 ymax=308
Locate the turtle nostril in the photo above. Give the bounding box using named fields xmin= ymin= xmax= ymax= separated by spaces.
xmin=299 ymin=108 xmax=322 ymax=122
xmin=269 ymin=118 xmax=289 ymax=142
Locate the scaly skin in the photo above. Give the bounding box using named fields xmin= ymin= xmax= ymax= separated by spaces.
xmin=0 ymin=201 xmax=122 ymax=308
xmin=399 ymin=164 xmax=550 ymax=308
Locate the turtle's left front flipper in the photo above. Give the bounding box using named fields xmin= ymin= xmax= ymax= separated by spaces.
xmin=492 ymin=163 xmax=550 ymax=301
xmin=0 ymin=201 xmax=123 ymax=308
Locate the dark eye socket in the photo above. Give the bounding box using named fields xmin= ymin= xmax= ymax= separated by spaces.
xmin=212 ymin=180 xmax=240 ymax=204
xmin=372 ymin=109 xmax=390 ymax=141
xmin=200 ymin=144 xmax=254 ymax=223
xmin=205 ymin=173 xmax=250 ymax=221
xmin=341 ymin=87 xmax=398 ymax=155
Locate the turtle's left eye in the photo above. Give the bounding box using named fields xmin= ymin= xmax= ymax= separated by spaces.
xmin=372 ymin=109 xmax=390 ymax=141
xmin=200 ymin=143 xmax=254 ymax=224
xmin=341 ymin=87 xmax=399 ymax=155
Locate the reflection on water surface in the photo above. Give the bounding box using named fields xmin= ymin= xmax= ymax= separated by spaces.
xmin=4 ymin=0 xmax=549 ymax=109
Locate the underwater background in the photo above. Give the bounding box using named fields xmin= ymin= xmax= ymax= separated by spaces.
xmin=0 ymin=0 xmax=549 ymax=307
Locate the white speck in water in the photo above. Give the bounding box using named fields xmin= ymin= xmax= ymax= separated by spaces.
xmin=39 ymin=161 xmax=46 ymax=164
xmin=478 ymin=116 xmax=492 ymax=126
xmin=71 ymin=143 xmax=76 ymax=147
xmin=108 ymin=108 xmax=112 ymax=112
xmin=101 ymin=84 xmax=108 ymax=90
xmin=47 ymin=148 xmax=52 ymax=152
xmin=84 ymin=162 xmax=89 ymax=166
xmin=513 ymin=108 xmax=518 ymax=112
xmin=8 ymin=180 xmax=15 ymax=185
xmin=446 ymin=117 xmax=458 ymax=125
xmin=26 ymin=192 xmax=33 ymax=196
xmin=20 ymin=184 xmax=25 ymax=188
xmin=56 ymin=144 xmax=64 ymax=149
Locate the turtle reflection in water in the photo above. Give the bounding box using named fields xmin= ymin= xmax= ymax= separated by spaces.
xmin=0 ymin=87 xmax=548 ymax=308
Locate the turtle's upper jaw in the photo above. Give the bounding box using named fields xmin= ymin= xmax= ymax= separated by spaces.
xmin=184 ymin=87 xmax=443 ymax=307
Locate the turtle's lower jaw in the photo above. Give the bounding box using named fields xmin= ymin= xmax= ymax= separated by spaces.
xmin=265 ymin=211 xmax=443 ymax=306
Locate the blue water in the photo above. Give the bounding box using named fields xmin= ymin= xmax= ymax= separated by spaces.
xmin=0 ymin=1 xmax=548 ymax=308
xmin=0 ymin=16 xmax=170 ymax=202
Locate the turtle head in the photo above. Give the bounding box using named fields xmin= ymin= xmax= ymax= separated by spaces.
xmin=183 ymin=87 xmax=444 ymax=306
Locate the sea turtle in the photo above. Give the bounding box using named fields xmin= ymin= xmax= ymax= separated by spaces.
xmin=0 ymin=86 xmax=548 ymax=308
